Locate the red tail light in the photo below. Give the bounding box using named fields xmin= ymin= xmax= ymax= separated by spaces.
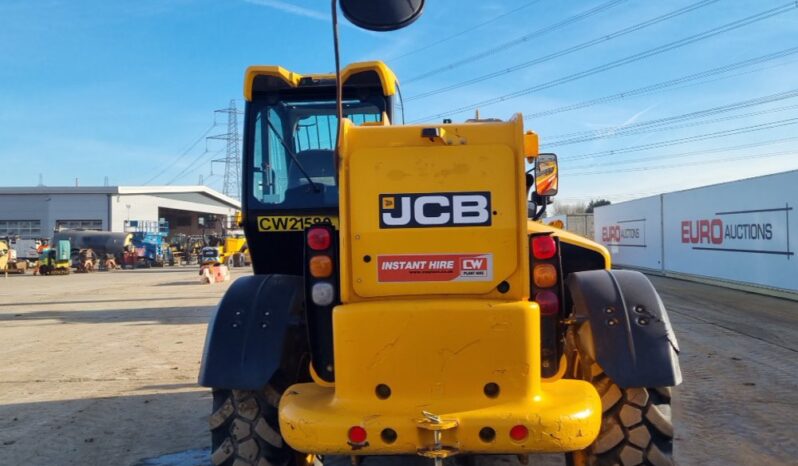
xmin=509 ymin=424 xmax=528 ymax=441
xmin=531 ymin=235 xmax=556 ymax=259
xmin=535 ymin=290 xmax=560 ymax=316
xmin=307 ymin=227 xmax=331 ymax=250
xmin=348 ymin=426 xmax=367 ymax=443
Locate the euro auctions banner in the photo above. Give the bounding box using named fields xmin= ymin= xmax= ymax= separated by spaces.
xmin=593 ymin=195 xmax=663 ymax=270
xmin=662 ymin=171 xmax=797 ymax=292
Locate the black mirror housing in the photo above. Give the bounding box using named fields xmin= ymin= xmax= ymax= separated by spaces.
xmin=340 ymin=0 xmax=424 ymax=31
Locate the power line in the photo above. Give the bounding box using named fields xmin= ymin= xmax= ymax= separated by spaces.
xmin=546 ymin=103 xmax=798 ymax=147
xmin=555 ymin=172 xmax=739 ymax=202
xmin=403 ymin=0 xmax=627 ymax=84
xmin=412 ymin=2 xmax=798 ymax=122
xmin=141 ymin=122 xmax=217 ymax=185
xmin=547 ymin=88 xmax=798 ymax=141
xmin=388 ymin=0 xmax=545 ymax=62
xmin=564 ymin=135 xmax=798 ymax=170
xmin=165 ymin=148 xmax=224 ymax=185
xmin=406 ymin=0 xmax=719 ymax=101
xmin=563 ymin=116 xmax=798 ymax=161
xmin=542 ymin=89 xmax=798 ymax=147
xmin=556 ymin=166 xmax=790 ymax=202
xmin=524 ymin=47 xmax=798 ymax=120
xmin=566 ymin=150 xmax=797 ymax=176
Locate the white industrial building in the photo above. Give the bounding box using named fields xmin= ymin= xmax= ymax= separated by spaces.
xmin=0 ymin=186 xmax=241 ymax=239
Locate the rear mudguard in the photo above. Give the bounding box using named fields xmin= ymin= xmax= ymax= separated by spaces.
xmin=566 ymin=269 xmax=682 ymax=388
xmin=198 ymin=274 xmax=304 ymax=390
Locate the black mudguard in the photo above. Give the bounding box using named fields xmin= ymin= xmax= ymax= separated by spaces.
xmin=198 ymin=274 xmax=304 ymax=390
xmin=567 ymin=269 xmax=682 ymax=388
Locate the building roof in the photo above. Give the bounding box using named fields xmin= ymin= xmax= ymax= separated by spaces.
xmin=0 ymin=185 xmax=241 ymax=209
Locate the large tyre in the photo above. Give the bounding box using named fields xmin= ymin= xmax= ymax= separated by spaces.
xmin=210 ymin=385 xmax=313 ymax=466
xmin=566 ymin=332 xmax=675 ymax=466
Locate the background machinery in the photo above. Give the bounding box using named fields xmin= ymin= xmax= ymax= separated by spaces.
xmin=199 ymin=2 xmax=681 ymax=466
xmin=0 ymin=236 xmax=30 ymax=274
xmin=218 ymin=229 xmax=248 ymax=268
xmin=37 ymin=239 xmax=71 ymax=275
xmin=52 ymin=231 xmax=132 ymax=259
xmin=124 ymin=220 xmax=172 ymax=267
xmin=0 ymin=238 xmax=9 ymax=273
xmin=198 ymin=245 xmax=230 ymax=284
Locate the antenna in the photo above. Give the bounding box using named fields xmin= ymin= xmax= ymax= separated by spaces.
xmin=332 ymin=0 xmax=343 ymax=178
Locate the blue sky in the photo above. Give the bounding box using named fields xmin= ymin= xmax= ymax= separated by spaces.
xmin=2 ymin=0 xmax=797 ymax=205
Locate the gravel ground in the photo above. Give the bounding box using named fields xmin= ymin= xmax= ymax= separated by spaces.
xmin=0 ymin=268 xmax=795 ymax=465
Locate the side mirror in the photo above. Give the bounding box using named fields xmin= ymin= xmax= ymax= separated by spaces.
xmin=339 ymin=0 xmax=424 ymax=31
xmin=535 ymin=153 xmax=559 ymax=197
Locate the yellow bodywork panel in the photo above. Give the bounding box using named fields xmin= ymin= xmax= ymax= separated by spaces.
xmin=244 ymin=61 xmax=397 ymax=100
xmin=340 ymin=60 xmax=398 ymax=96
xmin=279 ymin=299 xmax=601 ymax=455
xmin=338 ymin=116 xmax=530 ymax=302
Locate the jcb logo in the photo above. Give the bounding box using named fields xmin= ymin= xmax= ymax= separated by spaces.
xmin=379 ymin=192 xmax=492 ymax=228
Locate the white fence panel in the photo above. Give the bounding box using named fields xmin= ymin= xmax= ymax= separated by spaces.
xmin=662 ymin=171 xmax=797 ymax=292
xmin=594 ymin=196 xmax=663 ymax=270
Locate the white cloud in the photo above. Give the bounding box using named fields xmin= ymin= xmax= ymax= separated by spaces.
xmin=243 ymin=0 xmax=329 ymax=22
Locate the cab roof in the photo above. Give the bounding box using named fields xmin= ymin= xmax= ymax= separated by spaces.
xmin=244 ymin=61 xmax=398 ymax=101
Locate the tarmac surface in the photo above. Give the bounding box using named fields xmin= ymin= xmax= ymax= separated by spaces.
xmin=0 ymin=268 xmax=796 ymax=465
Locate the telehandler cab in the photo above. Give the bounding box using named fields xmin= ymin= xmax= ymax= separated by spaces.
xmin=200 ymin=2 xmax=681 ymax=465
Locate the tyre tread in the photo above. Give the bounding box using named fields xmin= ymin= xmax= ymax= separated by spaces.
xmin=568 ymin=343 xmax=675 ymax=466
xmin=210 ymin=387 xmax=289 ymax=466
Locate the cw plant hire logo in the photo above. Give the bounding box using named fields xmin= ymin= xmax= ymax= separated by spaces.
xmin=680 ymin=205 xmax=793 ymax=257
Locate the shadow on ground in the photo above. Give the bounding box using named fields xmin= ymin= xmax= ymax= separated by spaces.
xmin=0 ymin=296 xmax=203 ymax=307
xmin=0 ymin=390 xmax=211 ymax=466
xmin=0 ymin=305 xmax=215 ymax=325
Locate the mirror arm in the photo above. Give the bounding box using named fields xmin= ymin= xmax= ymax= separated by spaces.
xmin=525 ymin=170 xmax=534 ymax=195
xmin=532 ymin=196 xmax=548 ymax=221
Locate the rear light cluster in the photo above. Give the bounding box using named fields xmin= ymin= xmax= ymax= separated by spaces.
xmin=306 ymin=226 xmax=336 ymax=306
xmin=304 ymin=224 xmax=339 ymax=383
xmin=529 ymin=234 xmax=564 ymax=378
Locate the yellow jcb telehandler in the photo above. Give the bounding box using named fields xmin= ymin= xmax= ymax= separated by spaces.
xmin=199 ymin=2 xmax=681 ymax=465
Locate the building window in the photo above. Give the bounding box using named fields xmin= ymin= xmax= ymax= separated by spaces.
xmin=176 ymin=215 xmax=192 ymax=227
xmin=0 ymin=220 xmax=42 ymax=238
xmin=56 ymin=219 xmax=103 ymax=231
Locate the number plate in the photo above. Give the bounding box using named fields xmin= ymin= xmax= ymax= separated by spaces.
xmin=257 ymin=216 xmax=339 ymax=232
